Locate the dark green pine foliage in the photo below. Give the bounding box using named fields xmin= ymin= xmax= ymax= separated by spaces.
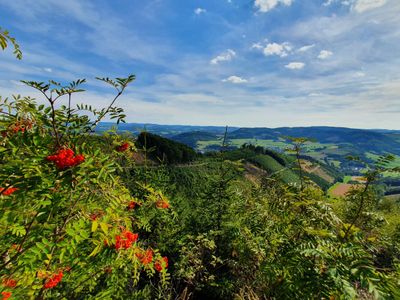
xmin=136 ymin=132 xmax=197 ymax=164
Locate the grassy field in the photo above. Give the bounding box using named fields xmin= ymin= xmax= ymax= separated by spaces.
xmin=301 ymin=160 xmax=335 ymax=184
xmin=195 ymin=140 xmax=400 ymax=182
xmin=328 ymin=183 xmax=361 ymax=197
xmin=343 ymin=175 xmax=352 ymax=183
xmin=248 ymin=154 xmax=300 ymax=185
xmin=228 ymin=138 xmax=289 ymax=149
xmin=365 ymin=152 xmax=400 ymax=178
xmin=329 ymin=160 xmax=341 ymax=167
xmin=384 ymin=194 xmax=400 ymax=201
xmin=327 ymin=176 xmax=362 ymax=197
xmin=198 ymin=138 xmax=340 ymax=155
xmin=197 ymin=140 xmax=223 ymax=151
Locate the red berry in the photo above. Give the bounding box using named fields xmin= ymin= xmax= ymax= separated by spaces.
xmin=1 ymin=291 xmax=12 ymax=300
xmin=115 ymin=230 xmax=138 ymax=250
xmin=116 ymin=142 xmax=129 ymax=152
xmin=2 ymin=278 xmax=17 ymax=288
xmin=47 ymin=148 xmax=85 ymax=169
xmin=43 ymin=271 xmax=63 ymax=289
xmin=136 ymin=249 xmax=153 ymax=265
xmin=156 ymin=200 xmax=170 ymax=209
xmin=0 ymin=187 xmax=18 ymax=196
xmin=155 ymin=256 xmax=168 ymax=272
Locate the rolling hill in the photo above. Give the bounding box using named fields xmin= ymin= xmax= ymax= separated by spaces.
xmin=98 ymin=123 xmax=400 ymax=175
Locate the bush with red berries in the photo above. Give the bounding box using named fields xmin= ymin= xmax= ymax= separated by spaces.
xmin=0 ymin=76 xmax=171 ymax=299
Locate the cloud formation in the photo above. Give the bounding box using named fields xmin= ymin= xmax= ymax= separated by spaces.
xmin=297 ymin=44 xmax=315 ymax=52
xmin=285 ymin=62 xmax=305 ymax=69
xmin=254 ymin=0 xmax=294 ymax=13
xmin=0 ymin=0 xmax=399 ymax=129
xmin=352 ymin=0 xmax=386 ymax=13
xmin=251 ymin=42 xmax=264 ymax=50
xmin=318 ymin=50 xmax=333 ymax=59
xmin=323 ymin=0 xmax=387 ymax=13
xmin=210 ymin=49 xmax=236 ymax=65
xmin=263 ymin=42 xmax=292 ymax=57
xmin=194 ymin=7 xmax=207 ymax=15
xmin=222 ymin=75 xmax=248 ymax=84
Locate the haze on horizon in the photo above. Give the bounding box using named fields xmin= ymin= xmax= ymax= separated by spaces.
xmin=0 ymin=0 xmax=399 ymax=129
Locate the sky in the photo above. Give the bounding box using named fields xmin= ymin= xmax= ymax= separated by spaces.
xmin=0 ymin=0 xmax=399 ymax=129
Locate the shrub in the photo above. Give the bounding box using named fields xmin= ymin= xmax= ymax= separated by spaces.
xmin=0 ymin=76 xmax=171 ymax=299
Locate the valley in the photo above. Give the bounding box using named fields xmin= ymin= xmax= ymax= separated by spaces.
xmin=100 ymin=123 xmax=400 ymax=199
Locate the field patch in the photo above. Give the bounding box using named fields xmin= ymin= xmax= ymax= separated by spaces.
xmin=329 ymin=183 xmax=361 ymax=197
xmin=301 ymin=160 xmax=335 ymax=184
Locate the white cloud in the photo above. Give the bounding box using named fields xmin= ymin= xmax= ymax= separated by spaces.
xmin=43 ymin=68 xmax=53 ymax=73
xmin=353 ymin=71 xmax=366 ymax=77
xmin=263 ymin=42 xmax=292 ymax=57
xmin=352 ymin=0 xmax=386 ymax=13
xmin=251 ymin=42 xmax=264 ymax=50
xmin=2 ymin=0 xmax=400 ymax=129
xmin=194 ymin=7 xmax=207 ymax=15
xmin=222 ymin=75 xmax=248 ymax=84
xmin=323 ymin=0 xmax=386 ymax=12
xmin=297 ymin=44 xmax=315 ymax=52
xmin=210 ymin=49 xmax=236 ymax=65
xmin=254 ymin=0 xmax=293 ymax=13
xmin=308 ymin=92 xmax=324 ymax=97
xmin=285 ymin=62 xmax=305 ymax=69
xmin=318 ymin=50 xmax=333 ymax=59
xmin=322 ymin=0 xmax=335 ymax=6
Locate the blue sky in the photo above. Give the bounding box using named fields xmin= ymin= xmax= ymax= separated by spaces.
xmin=0 ymin=0 xmax=399 ymax=129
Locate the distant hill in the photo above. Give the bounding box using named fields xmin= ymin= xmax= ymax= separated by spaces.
xmin=136 ymin=132 xmax=197 ymax=164
xmin=97 ymin=122 xmax=237 ymax=137
xmin=220 ymin=147 xmax=342 ymax=190
xmin=97 ymin=122 xmax=400 ymax=173
xmin=229 ymin=126 xmax=400 ymax=154
xmin=171 ymin=131 xmax=219 ymax=148
xmin=98 ymin=123 xmax=400 ymax=154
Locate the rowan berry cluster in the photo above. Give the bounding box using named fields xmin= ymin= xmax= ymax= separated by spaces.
xmin=43 ymin=271 xmax=63 ymax=289
xmin=136 ymin=249 xmax=153 ymax=265
xmin=127 ymin=200 xmax=139 ymax=210
xmin=156 ymin=200 xmax=170 ymax=209
xmin=115 ymin=230 xmax=139 ymax=250
xmin=0 ymin=187 xmax=18 ymax=196
xmin=154 ymin=257 xmax=168 ymax=272
xmin=47 ymin=148 xmax=84 ymax=169
xmin=116 ymin=142 xmax=129 ymax=152
xmin=2 ymin=278 xmax=17 ymax=288
xmin=1 ymin=291 xmax=11 ymax=300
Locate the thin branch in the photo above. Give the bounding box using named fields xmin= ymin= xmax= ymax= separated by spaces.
xmin=0 ymin=211 xmax=39 ymax=270
xmin=90 ymin=90 xmax=123 ymax=131
xmin=343 ymin=180 xmax=371 ymax=240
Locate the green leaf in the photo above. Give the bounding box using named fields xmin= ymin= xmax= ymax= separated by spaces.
xmin=100 ymin=222 xmax=108 ymax=234
xmin=92 ymin=220 xmax=99 ymax=232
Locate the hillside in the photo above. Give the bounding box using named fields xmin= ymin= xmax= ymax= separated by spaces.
xmin=98 ymin=123 xmax=400 ymax=175
xmin=98 ymin=123 xmax=400 ymax=155
xmin=136 ymin=132 xmax=197 ymax=164
xmin=97 ymin=122 xmax=237 ymax=137
xmin=2 ymin=98 xmax=399 ymax=299
xmin=171 ymin=131 xmax=219 ymax=148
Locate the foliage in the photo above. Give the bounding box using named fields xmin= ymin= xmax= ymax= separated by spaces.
xmin=136 ymin=132 xmax=197 ymax=164
xmin=0 ymin=76 xmax=172 ymax=299
xmin=125 ymin=148 xmax=400 ymax=299
xmin=0 ymin=27 xmax=22 ymax=59
xmin=1 ymin=37 xmax=399 ymax=297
